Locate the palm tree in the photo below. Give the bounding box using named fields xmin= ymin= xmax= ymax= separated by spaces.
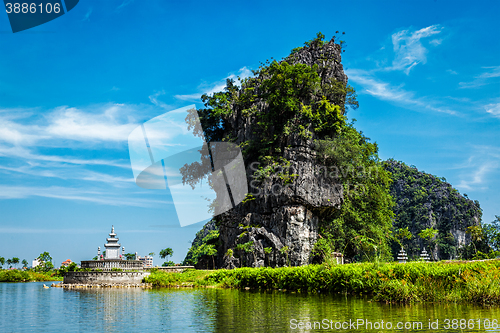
xmin=11 ymin=257 xmax=19 ymax=269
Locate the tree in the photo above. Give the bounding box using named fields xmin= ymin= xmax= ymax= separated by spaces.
xmin=36 ymin=252 xmax=54 ymax=272
xmin=484 ymin=216 xmax=500 ymax=251
xmin=6 ymin=259 xmax=12 ymax=268
xmin=418 ymin=228 xmax=438 ymax=259
xmin=197 ymin=243 xmax=217 ymax=269
xmin=466 ymin=225 xmax=484 ymax=255
xmin=148 ymin=252 xmax=155 ymax=257
xmin=264 ymin=247 xmax=272 ymax=267
xmin=124 ymin=253 xmax=136 ymax=261
xmin=38 ymin=252 xmax=52 ymax=263
xmin=0 ymin=256 xmax=5 ymax=268
xmin=11 ymin=257 xmax=19 ymax=269
xmin=279 ymin=246 xmax=290 ymax=267
xmin=315 ymin=122 xmax=395 ymax=262
xmin=159 ymin=248 xmax=173 ymax=260
xmin=394 ymin=227 xmax=413 ymax=249
xmin=161 ymin=261 xmax=175 ymax=267
xmin=21 ymin=259 xmax=28 ymax=268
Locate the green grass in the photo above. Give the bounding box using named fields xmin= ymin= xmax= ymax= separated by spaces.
xmin=146 ymin=260 xmax=500 ymax=304
xmin=144 ymin=268 xmax=213 ymax=287
xmin=0 ymin=269 xmax=63 ymax=282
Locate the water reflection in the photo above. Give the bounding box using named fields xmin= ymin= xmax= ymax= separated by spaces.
xmin=1 ymin=282 xmax=500 ymax=332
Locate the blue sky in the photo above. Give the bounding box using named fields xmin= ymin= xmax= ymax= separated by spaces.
xmin=0 ymin=0 xmax=498 ymax=266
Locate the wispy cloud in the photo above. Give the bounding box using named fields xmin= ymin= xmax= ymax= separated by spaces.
xmin=484 ymin=102 xmax=500 ymax=118
xmin=0 ymin=228 xmax=104 ymax=234
xmin=455 ymin=162 xmax=497 ymax=191
xmin=117 ymin=0 xmax=134 ymax=10
xmin=82 ymin=7 xmax=92 ymax=21
xmin=459 ymin=66 xmax=500 ymax=89
xmin=389 ymin=25 xmax=443 ymax=74
xmin=148 ymin=90 xmax=174 ymax=110
xmin=0 ymin=184 xmax=170 ymax=207
xmin=0 ymin=145 xmax=129 ymax=168
xmin=174 ymin=67 xmax=253 ymax=101
xmin=454 ymin=145 xmax=500 ymax=191
xmin=0 ymin=103 xmax=147 ymax=148
xmin=0 ymin=103 xmax=151 ymax=201
xmin=45 ymin=106 xmax=138 ymax=142
xmin=347 ymin=69 xmax=457 ymax=115
xmin=0 ymin=162 xmax=134 ymax=186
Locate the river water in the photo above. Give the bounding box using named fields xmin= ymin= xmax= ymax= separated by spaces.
xmin=1 ymin=281 xmax=500 ymax=332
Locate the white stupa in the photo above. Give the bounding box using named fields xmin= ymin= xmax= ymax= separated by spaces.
xmin=104 ymin=225 xmax=121 ymax=259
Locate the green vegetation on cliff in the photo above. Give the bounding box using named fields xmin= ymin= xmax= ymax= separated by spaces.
xmin=384 ymin=160 xmax=483 ymax=260
xmin=184 ymin=33 xmax=395 ymax=263
xmin=313 ymin=122 xmax=394 ymax=262
xmin=183 ymin=221 xmax=219 ymax=266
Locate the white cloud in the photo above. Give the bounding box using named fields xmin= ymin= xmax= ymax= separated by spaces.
xmin=174 ymin=67 xmax=253 ymax=101
xmin=0 ymin=184 xmax=169 ymax=207
xmin=446 ymin=69 xmax=458 ymax=75
xmin=148 ymin=90 xmax=176 ymax=110
xmin=45 ymin=106 xmax=138 ymax=142
xmin=347 ymin=69 xmax=456 ymax=115
xmin=389 ymin=25 xmax=443 ymax=74
xmin=460 ymin=66 xmax=500 ymax=88
xmin=0 ymin=164 xmax=133 ymax=186
xmin=0 ymin=144 xmax=129 ymax=168
xmin=485 ymin=103 xmax=500 ymax=117
xmin=453 ymin=145 xmax=500 ymax=191
xmin=0 ymin=103 xmax=146 ymax=148
xmin=455 ymin=162 xmax=497 ymax=191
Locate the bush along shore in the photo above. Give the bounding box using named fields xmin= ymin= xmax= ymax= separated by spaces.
xmin=144 ymin=260 xmax=500 ymax=304
xmin=0 ymin=269 xmax=63 ymax=282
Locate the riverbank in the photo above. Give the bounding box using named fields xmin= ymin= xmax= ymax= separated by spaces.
xmin=0 ymin=269 xmax=62 ymax=282
xmin=144 ymin=260 xmax=500 ymax=304
xmin=54 ymin=282 xmax=151 ymax=289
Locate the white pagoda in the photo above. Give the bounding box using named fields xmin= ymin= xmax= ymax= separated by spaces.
xmin=80 ymin=226 xmax=143 ymax=271
xmin=104 ymin=225 xmax=121 ymax=259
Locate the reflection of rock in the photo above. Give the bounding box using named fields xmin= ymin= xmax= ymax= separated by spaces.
xmin=63 ymin=271 xmax=149 ymax=284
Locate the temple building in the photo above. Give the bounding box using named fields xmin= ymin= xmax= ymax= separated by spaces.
xmin=80 ymin=226 xmax=143 ymax=271
xmin=104 ymin=225 xmax=122 ymax=259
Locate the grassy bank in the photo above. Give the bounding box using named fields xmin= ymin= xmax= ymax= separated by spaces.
xmin=0 ymin=269 xmax=63 ymax=282
xmin=144 ymin=268 xmax=213 ymax=287
xmin=145 ymin=260 xmax=500 ymax=304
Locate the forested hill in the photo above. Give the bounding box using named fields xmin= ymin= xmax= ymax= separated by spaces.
xmin=384 ymin=159 xmax=482 ymax=260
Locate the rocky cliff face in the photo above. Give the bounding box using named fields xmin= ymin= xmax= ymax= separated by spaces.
xmin=385 ymin=160 xmax=482 ymax=260
xmin=214 ymin=39 xmax=348 ymax=268
xmin=184 ymin=37 xmax=482 ymax=267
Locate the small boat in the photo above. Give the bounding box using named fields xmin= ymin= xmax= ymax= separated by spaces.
xmin=43 ymin=284 xmax=49 ymax=289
